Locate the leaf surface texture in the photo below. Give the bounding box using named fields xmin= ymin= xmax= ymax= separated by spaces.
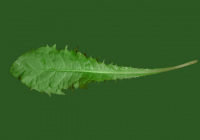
xmin=10 ymin=45 xmax=197 ymax=95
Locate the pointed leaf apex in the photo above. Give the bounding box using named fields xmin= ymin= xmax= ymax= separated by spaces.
xmin=52 ymin=44 xmax=56 ymax=48
xmin=47 ymin=93 xmax=51 ymax=97
xmin=65 ymin=45 xmax=68 ymax=50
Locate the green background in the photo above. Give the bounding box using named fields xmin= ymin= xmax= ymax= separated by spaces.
xmin=0 ymin=0 xmax=199 ymax=140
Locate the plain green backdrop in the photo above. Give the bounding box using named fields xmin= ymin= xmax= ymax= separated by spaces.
xmin=0 ymin=0 xmax=199 ymax=140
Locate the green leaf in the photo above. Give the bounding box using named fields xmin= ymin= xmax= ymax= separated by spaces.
xmin=10 ymin=45 xmax=198 ymax=96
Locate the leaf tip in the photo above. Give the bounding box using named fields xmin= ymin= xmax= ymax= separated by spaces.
xmin=47 ymin=93 xmax=52 ymax=97
xmin=52 ymin=44 xmax=56 ymax=48
xmin=65 ymin=45 xmax=68 ymax=50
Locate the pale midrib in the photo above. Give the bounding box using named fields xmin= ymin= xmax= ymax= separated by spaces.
xmin=29 ymin=60 xmax=197 ymax=75
xmin=34 ymin=69 xmax=142 ymax=74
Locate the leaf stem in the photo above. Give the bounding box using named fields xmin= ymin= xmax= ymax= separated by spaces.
xmin=147 ymin=60 xmax=198 ymax=75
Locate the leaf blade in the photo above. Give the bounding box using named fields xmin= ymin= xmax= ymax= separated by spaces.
xmin=10 ymin=45 xmax=198 ymax=95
